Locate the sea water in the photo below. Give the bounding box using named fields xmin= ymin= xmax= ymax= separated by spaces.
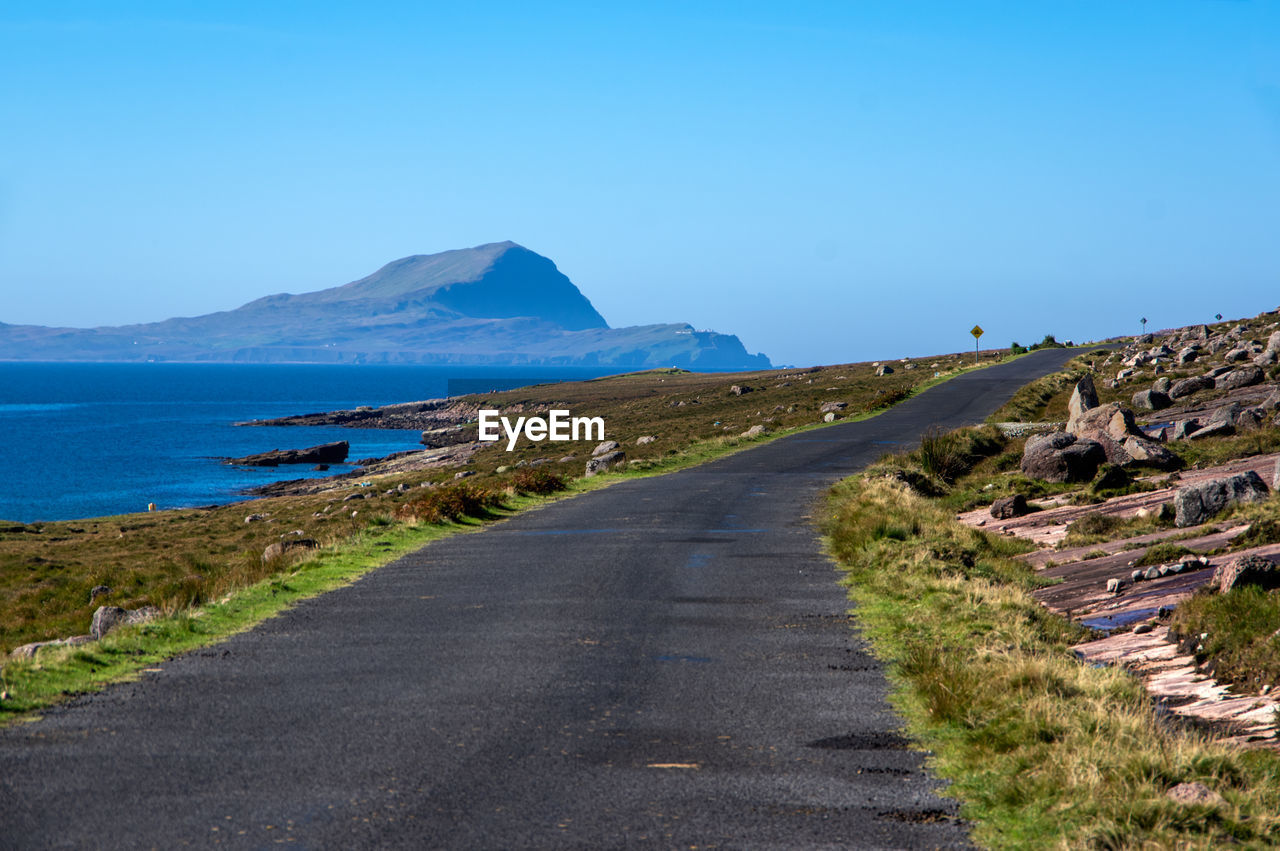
xmin=0 ymin=363 xmax=616 ymax=523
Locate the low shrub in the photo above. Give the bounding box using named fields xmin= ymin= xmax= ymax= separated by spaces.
xmin=512 ymin=467 xmax=568 ymax=495
xmin=395 ymin=482 xmax=503 ymax=524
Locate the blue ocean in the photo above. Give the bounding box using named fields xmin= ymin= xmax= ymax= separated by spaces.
xmin=0 ymin=363 xmax=617 ymax=523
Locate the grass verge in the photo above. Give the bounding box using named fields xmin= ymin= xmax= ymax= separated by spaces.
xmin=823 ymin=475 xmax=1280 ymax=848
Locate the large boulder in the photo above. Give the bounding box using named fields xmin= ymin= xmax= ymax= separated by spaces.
xmin=990 ymin=494 xmax=1029 ymax=519
xmin=1066 ymin=376 xmax=1099 ymax=433
xmin=90 ymin=605 xmax=160 ymax=640
xmin=1132 ymin=389 xmax=1172 ymax=411
xmin=585 ymin=450 xmax=626 ymax=477
xmin=1173 ymin=471 xmax=1270 ymax=527
xmin=1169 ymin=375 xmax=1214 ymax=400
xmin=1021 ymin=433 xmax=1106 ymax=483
xmin=592 ymin=440 xmax=621 ymax=457
xmin=1216 ymin=365 xmax=1264 ymax=391
xmin=1213 ymin=554 xmax=1280 ymax=593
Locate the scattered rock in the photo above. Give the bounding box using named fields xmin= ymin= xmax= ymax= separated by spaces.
xmin=1187 ymin=420 xmax=1234 ymax=440
xmin=823 ymin=412 xmax=837 ymax=423
xmin=90 ymin=605 xmax=160 ymax=640
xmin=875 ymin=365 xmax=894 ymax=376
xmin=1169 ymin=376 xmax=1214 ymax=399
xmin=740 ymin=425 xmax=767 ymax=438
xmin=820 ymin=401 xmax=848 ymax=414
xmin=453 ymin=470 xmax=475 ymax=479
xmin=1106 ymin=578 xmax=1124 ymax=594
xmin=342 ymin=492 xmax=367 ymax=502
xmin=89 ymin=585 xmax=111 ymax=603
xmin=245 ymin=513 xmax=268 ymax=523
xmin=585 ymin=450 xmax=626 ymax=477
xmin=1152 ymin=376 xmax=1172 ymax=394
xmin=1021 ymin=433 xmax=1106 ymax=483
xmin=1173 ymin=471 xmax=1270 ymax=527
xmin=1132 ymin=622 xmax=1153 ymax=634
xmin=990 ymin=495 xmax=1029 ymax=519
xmin=1172 ymin=420 xmax=1200 ymax=440
xmin=592 ymin=440 xmax=621 ymax=457
xmin=729 ymin=384 xmax=752 ymax=396
xmin=636 ymin=435 xmax=657 ymax=445
xmin=1132 ymin=389 xmax=1172 ymax=411
xmin=262 ymin=538 xmax=320 ymax=563
xmin=1217 ymin=365 xmax=1264 ymax=391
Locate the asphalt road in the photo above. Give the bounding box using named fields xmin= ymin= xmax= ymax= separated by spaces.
xmin=1 ymin=348 xmax=1081 ymax=850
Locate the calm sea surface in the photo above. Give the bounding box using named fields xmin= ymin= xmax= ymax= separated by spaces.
xmin=0 ymin=363 xmax=618 ymax=523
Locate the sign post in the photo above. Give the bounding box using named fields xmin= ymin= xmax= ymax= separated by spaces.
xmin=970 ymin=324 xmax=983 ymax=364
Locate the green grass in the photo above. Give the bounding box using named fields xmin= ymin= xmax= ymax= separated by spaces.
xmin=824 ymin=475 xmax=1280 ymax=849
xmin=1169 ymin=586 xmax=1280 ymax=693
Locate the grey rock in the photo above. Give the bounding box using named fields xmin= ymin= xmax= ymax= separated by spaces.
xmin=1187 ymin=420 xmax=1234 ymax=441
xmin=89 ymin=585 xmax=111 ymax=603
xmin=1020 ymin=432 xmax=1106 ymax=483
xmin=1224 ymin=347 xmax=1251 ymax=363
xmin=1152 ymin=376 xmax=1173 ymax=394
xmin=989 ymin=494 xmax=1029 ymax=519
xmin=1208 ymin=402 xmax=1241 ymax=427
xmin=875 ymin=365 xmax=894 ymax=376
xmin=729 ymin=384 xmax=752 ymax=396
xmin=1106 ymin=578 xmax=1123 ymax=594
xmin=1217 ymin=365 xmax=1265 ymax=390
xmin=635 ymin=435 xmax=657 ymax=445
xmin=262 ymin=538 xmax=320 ymax=563
xmin=820 ymin=401 xmax=848 ymax=414
xmin=1169 ymin=375 xmax=1215 ymax=399
xmin=453 ymin=470 xmax=475 ymax=479
xmin=1177 ymin=347 xmax=1199 ymax=365
xmin=740 ymin=425 xmax=767 ymax=438
xmin=1144 ymin=566 xmax=1163 ymax=581
xmin=90 ymin=605 xmax=160 ymax=640
xmin=1213 ymin=554 xmax=1280 ymax=593
xmin=585 ymin=450 xmax=626 ymax=477
xmin=245 ymin=513 xmax=268 ymax=523
xmin=823 ymin=412 xmax=837 ymax=422
xmin=1274 ymin=457 xmax=1280 ymax=491
xmin=1132 ymin=389 xmax=1172 ymax=411
xmin=1172 ymin=419 xmax=1200 ymax=440
xmin=1132 ymin=622 xmax=1153 ymax=634
xmin=1066 ymin=375 xmax=1099 ymax=432
xmin=1136 ymin=333 xmax=1154 ymax=344
xmin=592 ymin=440 xmax=621 ymax=457
xmin=1173 ymin=471 xmax=1270 ymax=527
xmin=1131 ymin=569 xmax=1144 ymax=582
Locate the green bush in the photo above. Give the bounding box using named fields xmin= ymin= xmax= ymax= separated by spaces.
xmin=512 ymin=467 xmax=568 ymax=495
xmin=395 ymin=482 xmax=503 ymax=524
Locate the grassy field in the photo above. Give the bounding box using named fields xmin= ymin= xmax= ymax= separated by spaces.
xmin=824 ymin=474 xmax=1280 ymax=849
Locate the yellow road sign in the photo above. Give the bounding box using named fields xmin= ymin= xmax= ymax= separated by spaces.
xmin=970 ymin=325 xmax=984 ymax=339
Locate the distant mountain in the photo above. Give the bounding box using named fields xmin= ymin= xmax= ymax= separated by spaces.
xmin=0 ymin=242 xmax=771 ymax=369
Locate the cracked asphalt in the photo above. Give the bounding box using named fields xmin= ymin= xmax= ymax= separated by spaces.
xmin=0 ymin=348 xmax=1080 ymax=849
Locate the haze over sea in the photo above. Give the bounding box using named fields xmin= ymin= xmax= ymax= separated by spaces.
xmin=0 ymin=363 xmax=618 ymax=524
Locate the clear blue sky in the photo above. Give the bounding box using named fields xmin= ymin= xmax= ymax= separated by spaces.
xmin=2 ymin=1 xmax=1277 ymax=366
